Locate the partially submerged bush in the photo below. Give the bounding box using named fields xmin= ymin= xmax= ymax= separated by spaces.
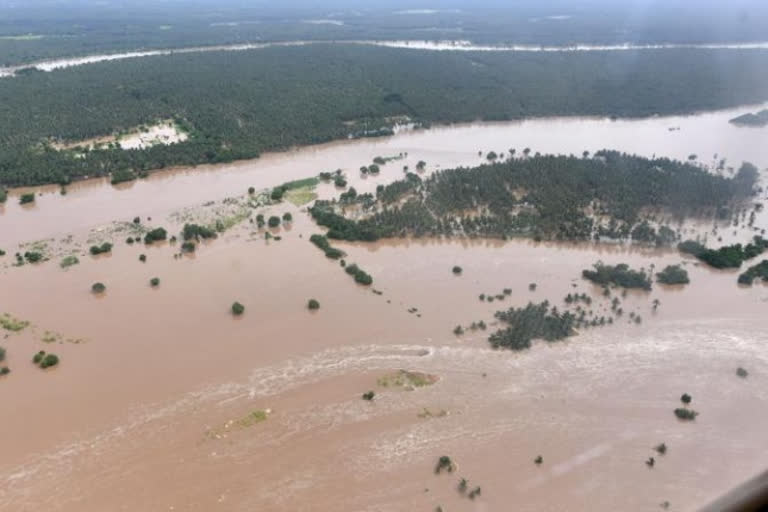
xmin=91 ymin=282 xmax=106 ymax=294
xmin=345 ymin=263 xmax=373 ymax=286
xmin=656 ymin=264 xmax=690 ymax=285
xmin=19 ymin=193 xmax=35 ymax=204
xmin=583 ymin=262 xmax=651 ymax=290
xmin=362 ymin=391 xmax=375 ymax=401
xmin=268 ymin=216 xmax=281 ymax=228
xmin=32 ymin=350 xmax=45 ymax=364
xmin=680 ymin=393 xmax=692 ymax=404
xmin=452 ymin=265 xmax=462 ymax=274
xmin=282 ymin=212 xmax=293 ymax=222
xmin=534 ymin=455 xmax=543 ymax=465
xmin=309 ymin=234 xmax=345 ymax=259
xmin=0 ymin=346 xmax=5 ymax=362
xmin=736 ymin=367 xmax=749 ymax=378
xmin=89 ymin=242 xmax=113 ymax=255
xmin=60 ymin=255 xmax=79 ymax=268
xmin=150 ymin=277 xmax=160 ymax=287
xmin=231 ymin=302 xmax=245 ymax=316
xmin=144 ymin=227 xmax=168 ymax=244
xmin=308 ymin=299 xmax=320 ymax=310
xmin=674 ymin=408 xmax=698 ymax=421
xmin=24 ymin=251 xmax=43 ymax=263
xmin=40 ymin=353 xmax=59 ymax=369
xmin=182 ymin=223 xmax=217 ymax=241
xmin=655 ymin=443 xmax=667 ymax=455
xmin=181 ymin=241 xmax=196 ymax=253
xmin=435 ymin=456 xmax=454 ymax=474
xmin=139 ymin=254 xmax=147 ymax=262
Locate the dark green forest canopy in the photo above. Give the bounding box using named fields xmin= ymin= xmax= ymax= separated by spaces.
xmin=3 ymin=45 xmax=768 ymax=186
xmin=309 ymin=152 xmax=759 ymax=242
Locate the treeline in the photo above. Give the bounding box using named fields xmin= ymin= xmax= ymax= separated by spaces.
xmin=4 ymin=45 xmax=768 ymax=185
xmin=310 ymin=152 xmax=757 ymax=243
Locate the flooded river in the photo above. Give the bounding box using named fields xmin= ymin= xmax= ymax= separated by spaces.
xmin=1 ymin=105 xmax=768 ymax=511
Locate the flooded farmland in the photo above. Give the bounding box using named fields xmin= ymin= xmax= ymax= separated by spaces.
xmin=1 ymin=105 xmax=768 ymax=511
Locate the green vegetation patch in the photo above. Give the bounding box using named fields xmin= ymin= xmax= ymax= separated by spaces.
xmin=309 ymin=234 xmax=345 ymax=259
xmin=582 ymin=262 xmax=651 ymax=290
xmin=679 ymin=236 xmax=768 ymax=269
xmin=110 ymin=168 xmax=136 ymax=185
xmin=59 ymin=255 xmax=80 ymax=268
xmin=237 ymin=409 xmax=268 ymax=428
xmin=344 ymin=263 xmax=373 ymax=285
xmin=284 ymin=185 xmax=318 ymax=206
xmin=489 ymin=301 xmax=576 ymax=351
xmin=33 ymin=350 xmax=60 ymax=369
xmin=656 ymin=264 xmax=690 ymax=285
xmin=206 ymin=409 xmax=269 ymax=439
xmin=0 ymin=313 xmax=30 ymax=332
xmin=377 ymin=370 xmax=438 ymax=389
xmin=271 ymin=177 xmax=320 ymax=203
xmin=674 ymin=408 xmax=698 ymax=421
xmin=738 ymin=260 xmax=768 ymax=285
xmin=89 ymin=242 xmax=113 ymax=255
xmin=182 ymin=223 xmax=217 ymax=241
xmin=143 ymin=227 xmax=168 ymax=244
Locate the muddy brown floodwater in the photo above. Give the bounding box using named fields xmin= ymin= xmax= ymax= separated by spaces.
xmin=1 ymin=107 xmax=768 ymax=512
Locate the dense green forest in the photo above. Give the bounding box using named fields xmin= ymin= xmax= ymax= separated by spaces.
xmin=3 ymin=45 xmax=768 ymax=186
xmin=2 ymin=1 xmax=768 ymax=66
xmin=309 ymin=152 xmax=758 ymax=242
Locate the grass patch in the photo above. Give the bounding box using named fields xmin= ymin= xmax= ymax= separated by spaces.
xmin=418 ymin=408 xmax=448 ymax=419
xmin=282 ymin=177 xmax=320 ymax=190
xmin=237 ymin=409 xmax=268 ymax=428
xmin=206 ymin=409 xmax=269 ymax=439
xmin=285 ymin=185 xmax=318 ymax=206
xmin=378 ymin=370 xmax=438 ymax=389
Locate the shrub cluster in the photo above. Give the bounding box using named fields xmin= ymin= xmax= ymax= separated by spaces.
xmin=89 ymin=242 xmax=113 ymax=255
